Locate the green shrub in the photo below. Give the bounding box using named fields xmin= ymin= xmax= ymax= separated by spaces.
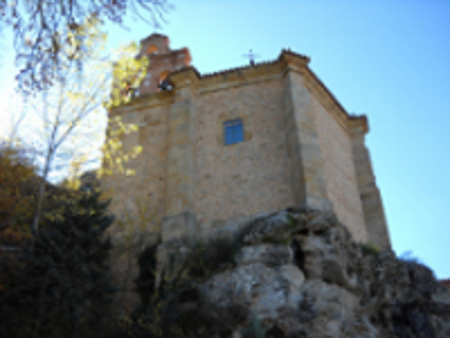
xmin=360 ymin=243 xmax=380 ymax=256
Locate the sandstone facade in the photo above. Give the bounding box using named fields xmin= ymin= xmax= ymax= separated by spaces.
xmin=102 ymin=33 xmax=390 ymax=262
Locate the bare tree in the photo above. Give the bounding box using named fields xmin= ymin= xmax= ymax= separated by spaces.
xmin=0 ymin=0 xmax=171 ymax=93
xmin=8 ymin=19 xmax=148 ymax=235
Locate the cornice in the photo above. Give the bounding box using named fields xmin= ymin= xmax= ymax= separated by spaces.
xmin=197 ymin=61 xmax=286 ymax=94
xmin=167 ymin=66 xmax=200 ymax=92
xmin=276 ymin=50 xmax=369 ymax=136
xmin=349 ymin=115 xmax=369 ymax=134
xmin=192 ymin=50 xmax=309 ymax=94
xmin=109 ymin=90 xmax=175 ymax=116
xmin=300 ymin=65 xmax=368 ymax=135
xmin=162 ymin=50 xmax=308 ymax=95
xmin=300 ymin=68 xmax=349 ymax=133
xmin=279 ymin=50 xmax=310 ymax=73
xmin=112 ymin=48 xmax=370 ymax=136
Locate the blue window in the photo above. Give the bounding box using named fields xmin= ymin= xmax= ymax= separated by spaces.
xmin=224 ymin=119 xmax=244 ymax=145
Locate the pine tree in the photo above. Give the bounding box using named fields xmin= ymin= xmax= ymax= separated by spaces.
xmin=0 ymin=188 xmax=115 ymax=338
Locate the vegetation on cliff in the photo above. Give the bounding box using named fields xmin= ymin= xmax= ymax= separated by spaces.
xmin=1 ymin=143 xmax=450 ymax=337
xmin=0 ymin=12 xmax=153 ymax=335
xmin=128 ymin=208 xmax=450 ymax=338
xmin=0 ymin=144 xmax=116 ymax=338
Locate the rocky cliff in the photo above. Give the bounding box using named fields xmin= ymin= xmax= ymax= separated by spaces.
xmin=139 ymin=207 xmax=450 ymax=337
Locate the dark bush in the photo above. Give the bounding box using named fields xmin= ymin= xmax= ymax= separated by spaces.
xmin=184 ymin=235 xmax=243 ymax=280
xmin=130 ymin=233 xmax=247 ymax=337
xmin=0 ymin=189 xmax=115 ymax=338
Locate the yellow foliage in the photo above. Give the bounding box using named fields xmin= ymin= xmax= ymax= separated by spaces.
xmin=0 ymin=144 xmax=36 ymax=244
xmin=106 ymin=42 xmax=149 ymax=110
xmin=125 ymin=169 xmax=135 ymax=176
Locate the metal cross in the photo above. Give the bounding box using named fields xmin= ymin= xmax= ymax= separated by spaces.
xmin=242 ymin=49 xmax=260 ymax=66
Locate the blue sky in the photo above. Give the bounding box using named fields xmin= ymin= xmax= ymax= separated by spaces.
xmin=1 ymin=1 xmax=449 ymax=278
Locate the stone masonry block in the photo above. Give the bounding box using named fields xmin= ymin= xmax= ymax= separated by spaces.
xmin=162 ymin=211 xmax=198 ymax=243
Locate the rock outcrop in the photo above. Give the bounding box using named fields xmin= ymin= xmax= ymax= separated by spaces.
xmin=189 ymin=207 xmax=450 ymax=337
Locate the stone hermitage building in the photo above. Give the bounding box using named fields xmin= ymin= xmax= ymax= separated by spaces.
xmin=102 ymin=33 xmax=391 ymax=257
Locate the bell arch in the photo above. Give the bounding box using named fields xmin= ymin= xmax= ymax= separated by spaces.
xmin=158 ymin=70 xmax=171 ymax=91
xmin=147 ymin=44 xmax=158 ymax=55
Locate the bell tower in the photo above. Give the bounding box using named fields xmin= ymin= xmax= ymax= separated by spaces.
xmin=137 ymin=33 xmax=191 ymax=95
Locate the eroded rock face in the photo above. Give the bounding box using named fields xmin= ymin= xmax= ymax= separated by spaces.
xmin=201 ymin=245 xmax=304 ymax=334
xmin=194 ymin=208 xmax=450 ymax=337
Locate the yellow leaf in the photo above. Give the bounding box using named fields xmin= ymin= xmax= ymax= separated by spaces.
xmin=125 ymin=169 xmax=135 ymax=177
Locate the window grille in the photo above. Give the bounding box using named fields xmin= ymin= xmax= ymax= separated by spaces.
xmin=224 ymin=119 xmax=244 ymax=145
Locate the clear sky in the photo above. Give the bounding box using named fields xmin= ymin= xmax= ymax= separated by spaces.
xmin=1 ymin=1 xmax=449 ymax=278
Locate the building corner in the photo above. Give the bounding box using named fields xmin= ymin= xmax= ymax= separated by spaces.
xmin=282 ymin=55 xmax=333 ymax=212
xmin=350 ymin=117 xmax=391 ymax=249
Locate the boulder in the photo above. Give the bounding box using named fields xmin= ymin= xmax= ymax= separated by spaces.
xmin=149 ymin=208 xmax=450 ymax=337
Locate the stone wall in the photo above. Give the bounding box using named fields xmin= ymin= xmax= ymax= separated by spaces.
xmin=196 ymin=78 xmax=295 ymax=236
xmin=99 ymin=46 xmax=393 ymax=314
xmin=103 ymin=68 xmax=373 ymax=246
xmin=102 ymin=103 xmax=171 ymax=242
xmin=102 ymin=49 xmax=388 ymax=251
xmin=351 ymin=123 xmax=391 ymax=248
xmin=101 ymin=101 xmax=172 ymax=311
xmin=311 ymin=95 xmax=368 ymax=243
xmin=283 ymin=69 xmax=331 ymax=211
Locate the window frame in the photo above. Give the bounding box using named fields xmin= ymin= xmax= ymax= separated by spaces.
xmin=223 ymin=118 xmax=244 ymax=146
